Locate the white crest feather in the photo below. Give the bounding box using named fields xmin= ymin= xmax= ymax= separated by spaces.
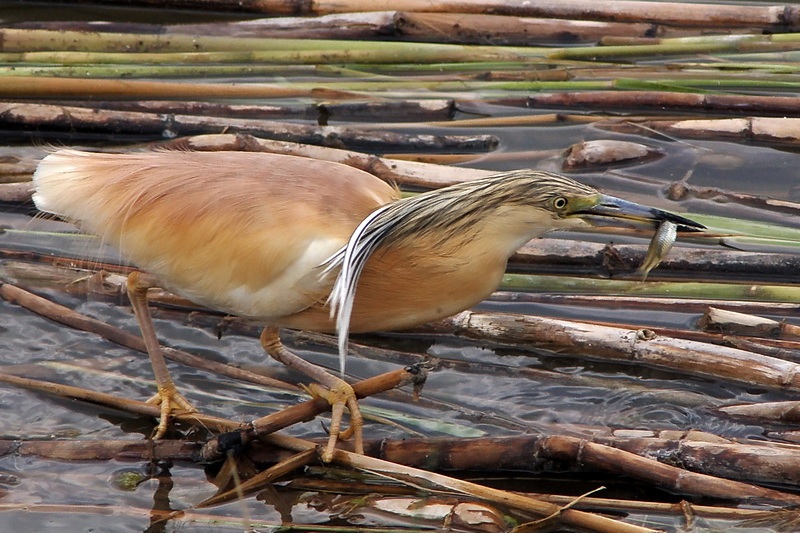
xmin=321 ymin=203 xmax=395 ymax=376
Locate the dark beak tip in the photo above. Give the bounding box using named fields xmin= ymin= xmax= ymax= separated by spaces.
xmin=654 ymin=209 xmax=706 ymax=231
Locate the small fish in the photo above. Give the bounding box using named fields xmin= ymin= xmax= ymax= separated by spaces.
xmin=636 ymin=220 xmax=677 ymax=280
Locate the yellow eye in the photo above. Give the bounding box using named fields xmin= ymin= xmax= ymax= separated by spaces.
xmin=552 ymin=197 xmax=568 ymax=210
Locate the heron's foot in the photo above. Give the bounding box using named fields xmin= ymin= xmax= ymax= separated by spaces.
xmin=303 ymin=380 xmax=363 ymax=462
xmin=145 ymin=384 xmax=198 ymax=439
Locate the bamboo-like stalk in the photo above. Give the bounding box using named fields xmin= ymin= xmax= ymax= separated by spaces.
xmin=9 ymin=430 xmax=800 ymax=499
xmin=514 ymin=90 xmax=800 ymax=116
xmin=700 ymin=307 xmax=800 ymax=338
xmin=512 ymin=238 xmax=800 ymax=281
xmin=287 ymin=477 xmax=780 ymax=520
xmin=0 ymin=101 xmax=497 ymax=152
xmin=501 ymin=273 xmax=800 ymax=302
xmin=719 ymin=400 xmax=800 ymax=422
xmin=371 ymin=433 xmax=800 ymax=491
xmin=601 ymin=116 xmax=800 ymax=149
xmin=0 ymin=183 xmax=33 ymax=203
xmin=25 ymin=12 xmax=672 ymax=45
xmin=425 ymin=309 xmax=800 ymax=392
xmin=41 ymin=0 xmax=798 ymax=29
xmin=0 ymin=76 xmax=362 ymax=99
xmin=0 ymin=28 xmax=541 ymax=59
xmin=0 ymin=64 xmax=320 ymax=78
xmin=0 ymin=74 xmax=625 ymax=95
xmin=48 ymin=98 xmax=456 ymax=123
xmin=552 ymin=32 xmax=800 ymax=60
xmin=0 ymin=47 xmax=535 ymax=65
xmin=489 ymin=292 xmax=800 ymax=316
xmin=374 ymin=12 xmax=663 ymax=46
xmin=156 ymin=133 xmax=494 ymax=188
xmin=199 ymin=365 xmax=425 ymax=463
xmin=538 ymin=436 xmax=800 ymax=504
xmin=0 ymin=62 xmax=579 ymax=83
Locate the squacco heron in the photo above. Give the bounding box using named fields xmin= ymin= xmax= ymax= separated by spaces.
xmin=32 ymin=149 xmax=703 ymax=461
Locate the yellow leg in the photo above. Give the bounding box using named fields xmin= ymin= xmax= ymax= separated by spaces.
xmin=260 ymin=327 xmax=363 ymax=462
xmin=127 ymin=271 xmax=197 ymax=439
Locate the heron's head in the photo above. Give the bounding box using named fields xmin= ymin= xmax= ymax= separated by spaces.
xmin=487 ymin=170 xmax=705 ymax=233
xmin=354 ymin=169 xmax=705 ymax=258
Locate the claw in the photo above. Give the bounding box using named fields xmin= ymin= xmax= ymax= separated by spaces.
xmin=304 ymin=381 xmax=363 ymax=462
xmin=145 ymin=384 xmax=197 ymax=439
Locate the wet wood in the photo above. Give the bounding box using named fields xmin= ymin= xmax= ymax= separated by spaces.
xmin=199 ymin=365 xmax=427 ymax=463
xmin=539 ymin=435 xmax=800 ymax=504
xmin=724 ymin=336 xmax=800 ymax=363
xmin=8 ymin=431 xmax=800 ymax=494
xmin=41 ymin=0 xmax=800 ymax=29
xmin=424 ymin=310 xmax=800 ymax=392
xmin=490 ymin=291 xmax=800 ymax=317
xmin=562 ymin=139 xmax=662 ymax=171
xmin=0 ymin=101 xmax=496 ymax=152
xmin=699 ymin=307 xmax=800 ymax=338
xmin=392 ymin=12 xmax=662 ymax=45
xmin=509 ymin=91 xmax=800 ymax=117
xmin=11 ymin=12 xmax=393 ymax=40
xmin=589 ymin=434 xmax=800 ymax=489
xmin=287 ymin=477 xmax=780 ymax=521
xmin=13 ymin=11 xmax=672 ymax=45
xmin=44 ymin=98 xmax=456 ymax=124
xmin=601 ymin=116 xmax=800 ymax=149
xmin=156 ymin=133 xmax=493 ymax=187
xmin=330 ymin=448 xmax=656 ymax=533
xmin=664 ymin=179 xmax=800 ymax=218
xmin=719 ymin=400 xmax=800 ymax=423
xmin=372 ymin=432 xmax=800 ymax=492
xmin=0 ymin=157 xmax=37 ymax=183
xmin=198 ymin=448 xmax=319 ymax=508
xmin=3 ymin=436 xmax=202 ymax=462
xmin=513 ymin=239 xmax=800 ymax=283
xmin=0 ymin=75 xmax=360 ymax=99
xmin=0 ymin=183 xmax=33 ymax=203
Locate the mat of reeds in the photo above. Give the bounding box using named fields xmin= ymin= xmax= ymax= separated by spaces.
xmin=3 ymin=1 xmax=800 ymax=532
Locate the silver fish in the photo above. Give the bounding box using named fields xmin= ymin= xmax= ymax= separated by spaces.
xmin=637 ymin=220 xmax=677 ymax=280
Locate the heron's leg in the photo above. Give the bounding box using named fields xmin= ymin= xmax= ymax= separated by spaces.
xmin=260 ymin=327 xmax=363 ymax=462
xmin=127 ymin=271 xmax=197 ymax=439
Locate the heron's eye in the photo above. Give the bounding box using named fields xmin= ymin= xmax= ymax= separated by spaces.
xmin=552 ymin=197 xmax=568 ymax=210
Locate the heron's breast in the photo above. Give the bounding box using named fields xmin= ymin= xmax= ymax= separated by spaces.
xmin=279 ymin=238 xmax=509 ymax=333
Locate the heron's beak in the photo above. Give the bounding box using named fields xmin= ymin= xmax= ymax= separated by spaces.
xmin=571 ymin=194 xmax=705 ymax=231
